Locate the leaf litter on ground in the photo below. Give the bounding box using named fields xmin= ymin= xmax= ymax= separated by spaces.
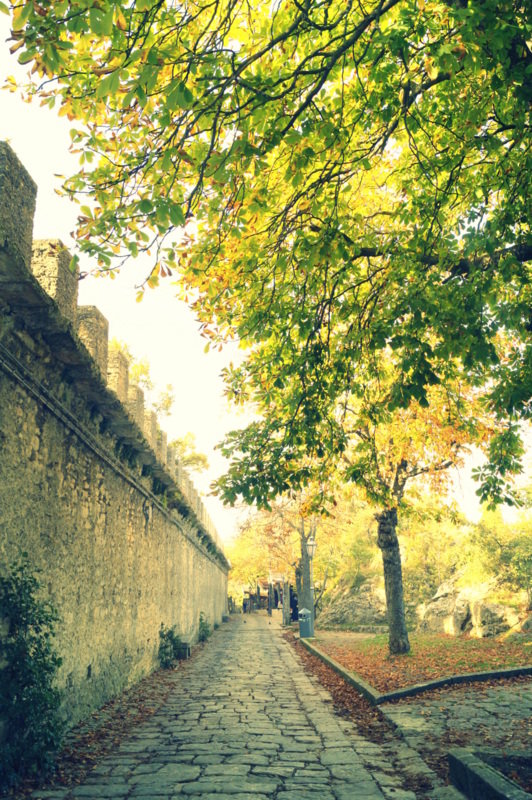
xmin=313 ymin=629 xmax=532 ymax=691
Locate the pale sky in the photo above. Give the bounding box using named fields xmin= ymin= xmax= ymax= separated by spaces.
xmin=1 ymin=15 xmax=528 ymax=537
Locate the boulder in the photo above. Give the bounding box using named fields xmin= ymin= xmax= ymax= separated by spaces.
xmin=416 ymin=577 xmax=521 ymax=638
xmin=470 ymin=601 xmax=520 ymax=638
xmin=318 ymin=582 xmax=387 ymax=629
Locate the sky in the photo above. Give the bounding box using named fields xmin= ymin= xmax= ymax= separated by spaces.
xmin=1 ymin=15 xmax=529 ymax=540
xmin=0 ymin=15 xmax=252 ymax=543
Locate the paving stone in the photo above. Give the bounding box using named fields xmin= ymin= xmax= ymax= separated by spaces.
xmin=251 ymin=766 xmax=295 ymax=777
xmin=277 ymin=792 xmax=336 ymax=800
xmin=224 ymin=754 xmax=270 ymax=766
xmin=179 ymin=779 xmax=279 ymax=794
xmin=130 ymin=763 xmax=201 ymax=785
xmin=70 ymin=787 xmax=129 ymax=798
xmin=333 ymin=785 xmax=388 ymax=800
xmin=203 ymin=765 xmax=251 ymax=777
xmin=329 ymin=764 xmax=371 ymax=781
xmin=193 ymin=754 xmax=227 ymax=765
xmin=177 ymin=795 xmax=271 ymax=800
xmin=320 ymin=748 xmax=360 ymax=766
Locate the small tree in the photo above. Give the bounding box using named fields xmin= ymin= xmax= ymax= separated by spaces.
xmin=0 ymin=554 xmax=63 ymax=786
xmin=218 ymin=356 xmax=497 ymax=654
xmin=169 ymin=432 xmax=209 ymax=473
xmin=472 ymin=508 xmax=532 ymax=610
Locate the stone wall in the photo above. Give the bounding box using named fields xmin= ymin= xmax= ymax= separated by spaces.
xmin=0 ymin=142 xmax=229 ymax=726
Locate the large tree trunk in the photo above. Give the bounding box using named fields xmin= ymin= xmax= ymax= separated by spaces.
xmin=376 ymin=507 xmax=410 ymax=655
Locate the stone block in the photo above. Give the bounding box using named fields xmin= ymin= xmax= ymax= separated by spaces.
xmin=156 ymin=429 xmax=167 ymax=465
xmin=127 ymin=383 xmax=144 ymax=428
xmin=76 ymin=306 xmax=109 ymax=378
xmin=143 ymin=409 xmax=157 ymax=449
xmin=0 ymin=141 xmax=37 ymax=272
xmin=107 ymin=348 xmax=129 ymax=404
xmin=31 ymin=239 xmax=79 ymax=324
xmin=166 ymin=444 xmax=177 ymax=475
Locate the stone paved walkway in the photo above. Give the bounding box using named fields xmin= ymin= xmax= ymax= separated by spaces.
xmin=33 ymin=614 xmax=467 ymax=800
xmin=382 ymin=679 xmax=532 ymax=762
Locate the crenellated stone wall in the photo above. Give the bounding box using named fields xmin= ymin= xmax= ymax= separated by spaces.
xmin=0 ymin=142 xmax=229 ymax=727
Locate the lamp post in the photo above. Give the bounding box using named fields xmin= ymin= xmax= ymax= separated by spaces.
xmin=306 ymin=534 xmax=317 ymax=637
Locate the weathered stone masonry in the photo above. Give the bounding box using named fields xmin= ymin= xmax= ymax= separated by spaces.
xmin=0 ymin=142 xmax=229 ymax=726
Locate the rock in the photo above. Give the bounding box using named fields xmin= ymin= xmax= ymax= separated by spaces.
xmin=519 ymin=613 xmax=532 ymax=632
xmin=416 ymin=577 xmax=521 ymax=638
xmin=470 ymin=601 xmax=520 ymax=638
xmin=318 ymin=582 xmax=387 ymax=628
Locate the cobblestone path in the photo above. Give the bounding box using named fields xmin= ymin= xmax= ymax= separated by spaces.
xmin=33 ymin=614 xmax=464 ymax=800
xmin=382 ymin=679 xmax=532 ymax=762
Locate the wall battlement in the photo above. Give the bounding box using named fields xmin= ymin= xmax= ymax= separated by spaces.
xmin=0 ymin=141 xmax=224 ymax=558
xmin=0 ymin=141 xmax=229 ymax=727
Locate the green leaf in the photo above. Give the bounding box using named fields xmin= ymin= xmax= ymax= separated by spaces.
xmin=89 ymin=7 xmax=113 ymax=36
xmin=138 ymin=198 xmax=153 ymax=214
xmin=166 ymin=81 xmax=193 ymax=110
xmin=96 ymin=70 xmax=120 ymax=98
xmin=12 ymin=2 xmax=33 ymax=31
xmin=135 ymin=84 xmax=147 ymax=106
xmin=169 ymin=204 xmax=185 ymax=226
xmin=17 ymin=49 xmax=36 ymax=65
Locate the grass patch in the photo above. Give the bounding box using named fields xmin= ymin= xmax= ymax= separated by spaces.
xmin=313 ymin=629 xmax=532 ymax=692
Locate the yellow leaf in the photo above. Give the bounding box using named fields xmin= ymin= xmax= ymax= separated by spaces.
xmin=9 ymin=39 xmax=24 ymax=54
xmin=424 ymin=57 xmax=439 ymax=80
xmin=12 ymin=2 xmax=32 ymax=31
xmin=115 ymin=9 xmax=127 ymax=30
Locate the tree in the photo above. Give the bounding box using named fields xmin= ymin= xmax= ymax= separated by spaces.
xmin=4 ymin=0 xmax=531 ymax=469
xmin=169 ymin=432 xmax=209 ymax=473
xmin=229 ymin=493 xmax=320 ymax=617
xmin=5 ymin=0 xmax=529 ymax=647
xmin=218 ymin=354 xmax=496 ymax=652
xmin=109 ymin=341 xmax=208 ymax=470
xmin=109 ymin=339 xmax=175 ymax=417
xmin=472 ymin=506 xmax=532 ymax=610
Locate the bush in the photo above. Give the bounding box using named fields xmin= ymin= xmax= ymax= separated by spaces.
xmin=198 ymin=612 xmax=211 ymax=642
xmin=158 ymin=624 xmax=182 ymax=668
xmin=0 ymin=554 xmax=63 ymax=787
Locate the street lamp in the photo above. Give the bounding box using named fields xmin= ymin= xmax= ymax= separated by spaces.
xmin=306 ymin=534 xmax=316 ymax=636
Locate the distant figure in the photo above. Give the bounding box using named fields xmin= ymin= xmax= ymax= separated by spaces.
xmin=243 ymin=598 xmax=248 ymax=614
xmin=290 ymin=587 xmax=298 ymax=622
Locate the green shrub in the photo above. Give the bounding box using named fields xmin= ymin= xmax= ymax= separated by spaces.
xmin=198 ymin=612 xmax=211 ymax=642
xmin=158 ymin=624 xmax=182 ymax=668
xmin=0 ymin=554 xmax=63 ymax=787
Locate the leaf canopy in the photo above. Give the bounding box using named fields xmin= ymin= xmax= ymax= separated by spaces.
xmin=6 ymin=0 xmax=531 ymax=500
